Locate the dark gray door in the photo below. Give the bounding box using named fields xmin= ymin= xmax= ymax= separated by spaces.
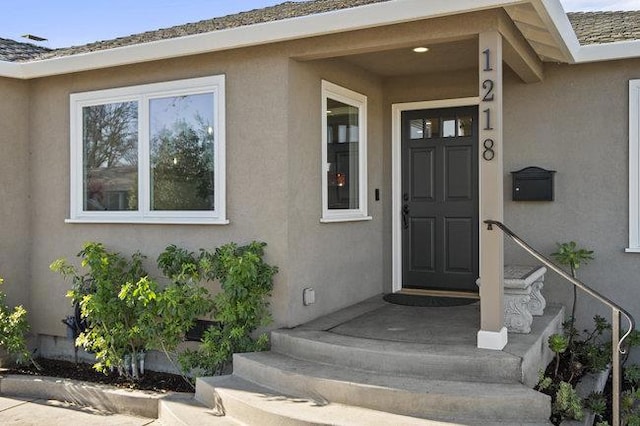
xmin=401 ymin=106 xmax=479 ymax=292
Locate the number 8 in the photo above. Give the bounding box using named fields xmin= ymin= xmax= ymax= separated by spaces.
xmin=483 ymin=139 xmax=495 ymax=161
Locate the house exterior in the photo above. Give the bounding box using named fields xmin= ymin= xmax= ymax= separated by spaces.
xmin=0 ymin=0 xmax=639 ymax=355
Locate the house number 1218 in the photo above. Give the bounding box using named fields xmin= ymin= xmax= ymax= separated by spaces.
xmin=482 ymin=48 xmax=495 ymax=161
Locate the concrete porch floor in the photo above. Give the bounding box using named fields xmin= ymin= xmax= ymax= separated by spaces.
xmin=194 ymin=295 xmax=562 ymax=424
xmin=294 ymin=294 xmax=564 ymax=386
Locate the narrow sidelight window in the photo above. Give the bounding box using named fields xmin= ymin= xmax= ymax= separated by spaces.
xmin=321 ymin=81 xmax=369 ymax=222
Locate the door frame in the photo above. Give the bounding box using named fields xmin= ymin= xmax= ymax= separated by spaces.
xmin=391 ymin=97 xmax=480 ymax=293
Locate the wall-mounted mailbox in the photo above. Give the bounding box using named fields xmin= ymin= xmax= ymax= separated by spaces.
xmin=511 ymin=166 xmax=556 ymax=201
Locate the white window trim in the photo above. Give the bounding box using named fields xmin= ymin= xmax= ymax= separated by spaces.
xmin=628 ymin=80 xmax=640 ymax=251
xmin=67 ymin=75 xmax=227 ymax=225
xmin=320 ymin=80 xmax=370 ymax=223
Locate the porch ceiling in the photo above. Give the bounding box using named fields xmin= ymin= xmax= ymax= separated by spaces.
xmin=343 ymin=38 xmax=477 ymax=77
xmin=297 ymin=8 xmax=546 ymax=83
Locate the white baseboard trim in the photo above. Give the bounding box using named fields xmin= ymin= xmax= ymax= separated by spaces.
xmin=477 ymin=327 xmax=508 ymax=350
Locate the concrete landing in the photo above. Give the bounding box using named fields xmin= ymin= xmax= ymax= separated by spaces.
xmin=193 ymin=295 xmax=562 ymax=425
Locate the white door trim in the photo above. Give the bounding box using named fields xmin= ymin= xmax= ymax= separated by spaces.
xmin=391 ymin=97 xmax=480 ymax=293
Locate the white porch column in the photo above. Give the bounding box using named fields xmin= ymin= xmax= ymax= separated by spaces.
xmin=477 ymin=31 xmax=507 ymax=350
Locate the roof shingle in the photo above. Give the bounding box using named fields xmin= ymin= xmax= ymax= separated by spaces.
xmin=0 ymin=37 xmax=51 ymax=62
xmin=568 ymin=11 xmax=640 ymax=45
xmin=34 ymin=0 xmax=390 ymax=61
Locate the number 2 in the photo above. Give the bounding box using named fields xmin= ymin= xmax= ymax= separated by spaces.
xmin=482 ymin=79 xmax=495 ymax=102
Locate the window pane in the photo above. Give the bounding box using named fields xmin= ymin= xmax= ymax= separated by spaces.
xmin=327 ymin=98 xmax=359 ymax=210
xmin=83 ymin=102 xmax=138 ymax=211
xmin=410 ymin=119 xmax=423 ymax=139
xmin=150 ymin=93 xmax=215 ymax=211
xmin=425 ymin=118 xmax=439 ymax=138
xmin=442 ymin=118 xmax=456 ymax=137
xmin=458 ymin=116 xmax=473 ymax=137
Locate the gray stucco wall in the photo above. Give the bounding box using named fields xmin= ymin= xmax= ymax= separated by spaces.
xmin=27 ymin=47 xmax=293 ymax=335
xmin=24 ymin=38 xmax=395 ymax=336
xmin=503 ymin=60 xmax=640 ymax=333
xmin=4 ymin=15 xmax=640 ymax=349
xmin=0 ymin=77 xmax=30 ymax=308
xmin=285 ymin=58 xmax=385 ymax=326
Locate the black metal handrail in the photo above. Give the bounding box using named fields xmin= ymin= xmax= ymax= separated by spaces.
xmin=485 ymin=219 xmax=635 ymax=426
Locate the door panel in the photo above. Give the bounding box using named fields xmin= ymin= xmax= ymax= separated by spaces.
xmin=445 ymin=218 xmax=473 ymax=273
xmin=410 ymin=217 xmax=436 ymax=272
xmin=411 ymin=148 xmax=435 ymax=201
xmin=401 ymin=106 xmax=478 ymax=292
xmin=445 ymin=146 xmax=472 ymax=200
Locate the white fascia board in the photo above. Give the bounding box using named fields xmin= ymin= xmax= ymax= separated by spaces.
xmin=0 ymin=61 xmax=23 ymax=79
xmin=6 ymin=0 xmax=525 ymax=80
xmin=575 ymin=40 xmax=640 ymax=63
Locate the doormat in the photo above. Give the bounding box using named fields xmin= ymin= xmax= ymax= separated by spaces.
xmin=383 ymin=293 xmax=478 ymax=307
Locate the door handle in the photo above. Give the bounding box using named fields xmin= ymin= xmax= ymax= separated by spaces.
xmin=402 ymin=204 xmax=410 ymax=229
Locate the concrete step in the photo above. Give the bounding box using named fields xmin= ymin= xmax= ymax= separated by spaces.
xmin=196 ymin=374 xmax=452 ymax=425
xmin=271 ymin=327 xmax=524 ymax=383
xmin=158 ymin=393 xmax=242 ymax=425
xmin=229 ymin=351 xmax=551 ymax=423
xmin=271 ymin=303 xmax=564 ymax=388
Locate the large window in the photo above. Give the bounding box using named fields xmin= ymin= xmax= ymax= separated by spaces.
xmin=68 ymin=76 xmax=226 ymax=224
xmin=321 ymin=80 xmax=370 ymax=222
xmin=628 ymin=79 xmax=640 ymax=251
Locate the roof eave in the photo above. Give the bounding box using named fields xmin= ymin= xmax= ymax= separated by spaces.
xmin=0 ymin=61 xmax=22 ymax=79
xmin=574 ymin=40 xmax=640 ymax=63
xmin=0 ymin=0 xmax=636 ymax=80
xmin=0 ymin=0 xmax=527 ymax=80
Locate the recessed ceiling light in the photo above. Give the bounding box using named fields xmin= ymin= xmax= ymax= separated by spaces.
xmin=413 ymin=47 xmax=429 ymax=53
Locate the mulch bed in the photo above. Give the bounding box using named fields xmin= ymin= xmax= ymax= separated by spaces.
xmin=2 ymin=358 xmax=194 ymax=393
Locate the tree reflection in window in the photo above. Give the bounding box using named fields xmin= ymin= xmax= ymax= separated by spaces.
xmin=150 ymin=94 xmax=215 ymax=211
xmin=82 ymin=101 xmax=138 ymax=211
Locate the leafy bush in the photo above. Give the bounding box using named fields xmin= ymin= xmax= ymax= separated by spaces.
xmin=0 ymin=277 xmax=32 ymax=366
xmin=51 ymin=242 xmax=212 ymax=379
xmin=178 ymin=241 xmax=278 ymax=376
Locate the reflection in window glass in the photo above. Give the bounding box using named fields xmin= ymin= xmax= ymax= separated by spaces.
xmin=458 ymin=116 xmax=473 ymax=136
xmin=410 ymin=119 xmax=423 ymax=139
xmin=425 ymin=118 xmax=439 ymax=138
xmin=442 ymin=118 xmax=456 ymax=137
xmin=82 ymin=102 xmax=138 ymax=211
xmin=150 ymin=94 xmax=215 ymax=211
xmin=326 ymin=98 xmax=359 ymax=210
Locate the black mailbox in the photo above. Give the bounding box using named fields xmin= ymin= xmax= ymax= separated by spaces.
xmin=511 ymin=166 xmax=555 ymax=201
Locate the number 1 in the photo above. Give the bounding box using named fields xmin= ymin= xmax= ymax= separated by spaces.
xmin=483 ymin=108 xmax=493 ymax=130
xmin=482 ymin=48 xmax=493 ymax=72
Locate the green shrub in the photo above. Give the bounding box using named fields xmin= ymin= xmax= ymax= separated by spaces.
xmin=178 ymin=241 xmax=277 ymax=376
xmin=0 ymin=277 xmax=32 ymax=366
xmin=51 ymin=242 xmax=212 ymax=379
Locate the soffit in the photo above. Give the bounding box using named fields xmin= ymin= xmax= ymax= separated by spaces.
xmin=503 ymin=3 xmax=573 ymax=62
xmin=343 ymin=39 xmax=477 ymax=77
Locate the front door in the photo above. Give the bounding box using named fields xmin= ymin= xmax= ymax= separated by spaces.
xmin=401 ymin=106 xmax=479 ymax=292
